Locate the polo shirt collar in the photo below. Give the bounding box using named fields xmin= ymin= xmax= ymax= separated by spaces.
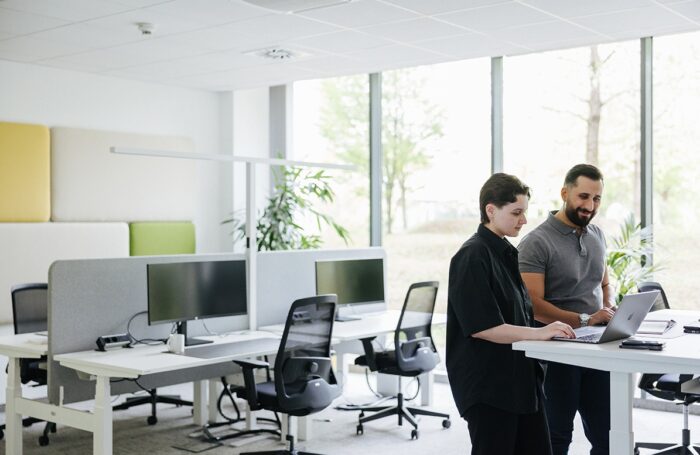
xmin=477 ymin=223 xmax=516 ymax=257
xmin=546 ymin=211 xmax=588 ymax=236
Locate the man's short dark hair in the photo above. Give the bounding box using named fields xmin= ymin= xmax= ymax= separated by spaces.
xmin=564 ymin=164 xmax=604 ymax=187
xmin=479 ymin=173 xmax=530 ymax=224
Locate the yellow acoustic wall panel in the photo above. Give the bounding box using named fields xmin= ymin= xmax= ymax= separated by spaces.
xmin=0 ymin=122 xmax=50 ymax=222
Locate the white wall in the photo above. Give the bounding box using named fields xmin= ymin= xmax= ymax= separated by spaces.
xmin=0 ymin=59 xmax=229 ymax=253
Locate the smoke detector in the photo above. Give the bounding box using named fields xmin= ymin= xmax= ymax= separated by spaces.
xmin=136 ymin=22 xmax=155 ymax=35
xmin=245 ymin=47 xmax=310 ymax=61
xmin=241 ymin=0 xmax=352 ymax=14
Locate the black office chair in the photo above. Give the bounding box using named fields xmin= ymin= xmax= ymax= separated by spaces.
xmin=234 ymin=294 xmax=340 ymax=455
xmin=112 ymin=383 xmax=192 ymax=425
xmin=634 ymin=282 xmax=700 ymax=455
xmin=353 ymin=281 xmax=450 ymax=440
xmin=0 ymin=283 xmax=56 ymax=446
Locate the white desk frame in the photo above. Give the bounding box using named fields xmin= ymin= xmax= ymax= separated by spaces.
xmin=513 ymin=309 xmax=700 ymax=455
xmin=1 ymin=331 xmax=279 ymax=455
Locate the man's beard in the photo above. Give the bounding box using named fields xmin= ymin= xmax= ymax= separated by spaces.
xmin=565 ymin=205 xmax=596 ymax=227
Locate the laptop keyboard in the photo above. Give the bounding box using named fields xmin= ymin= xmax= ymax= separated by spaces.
xmin=184 ymin=337 xmax=280 ymax=359
xmin=576 ymin=333 xmax=601 ymax=343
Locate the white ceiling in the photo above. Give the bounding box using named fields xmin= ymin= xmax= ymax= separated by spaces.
xmin=0 ymin=0 xmax=699 ymax=92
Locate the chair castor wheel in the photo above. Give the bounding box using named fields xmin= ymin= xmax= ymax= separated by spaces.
xmin=411 ymin=429 xmax=419 ymax=440
xmin=442 ymin=419 xmax=451 ymax=429
xmin=0 ymin=428 xmax=4 ymax=440
xmin=359 ymin=411 xmax=365 ymax=418
xmin=356 ymin=424 xmax=363 ymax=435
xmin=147 ymin=415 xmax=157 ymax=425
xmin=39 ymin=435 xmax=49 ymax=446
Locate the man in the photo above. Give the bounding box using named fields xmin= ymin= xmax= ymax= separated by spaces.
xmin=518 ymin=164 xmax=616 ymax=455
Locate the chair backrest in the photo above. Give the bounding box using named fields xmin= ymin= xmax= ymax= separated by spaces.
xmin=638 ymin=281 xmax=670 ymax=311
xmin=394 ymin=281 xmax=440 ymax=374
xmin=274 ymin=294 xmax=340 ymax=416
xmin=11 ymin=283 xmax=48 ymax=335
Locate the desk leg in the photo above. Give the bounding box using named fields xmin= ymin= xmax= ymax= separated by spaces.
xmin=298 ymin=416 xmax=311 ymax=441
xmin=6 ymin=357 xmax=23 ymax=455
xmin=193 ymin=380 xmax=207 ymax=426
xmin=609 ymin=371 xmax=634 ymax=455
xmin=208 ymin=379 xmax=223 ymax=424
xmin=93 ymin=376 xmax=113 ymax=455
xmin=420 ymin=372 xmax=433 ymax=407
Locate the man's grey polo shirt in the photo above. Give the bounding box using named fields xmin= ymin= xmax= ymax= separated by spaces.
xmin=518 ymin=212 xmax=606 ymax=315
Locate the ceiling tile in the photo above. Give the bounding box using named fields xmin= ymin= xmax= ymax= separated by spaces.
xmin=226 ymin=12 xmax=341 ymax=43
xmin=665 ymin=0 xmax=700 ymax=22
xmin=361 ymin=17 xmax=468 ymax=42
xmin=145 ymin=0 xmax=271 ymax=26
xmin=31 ymin=23 xmax=141 ymax=49
xmin=288 ymin=54 xmax=364 ymax=73
xmin=0 ymin=8 xmax=70 ymax=35
xmin=381 ymin=0 xmax=511 ymax=15
xmin=173 ymin=26 xmax=266 ymax=52
xmin=299 ymin=0 xmax=419 ymax=28
xmin=83 ymin=8 xmax=206 ymax=37
xmin=437 ymin=2 xmax=554 ymax=32
xmin=492 ymin=20 xmax=605 ymax=47
xmin=347 ymin=43 xmax=447 ymax=68
xmin=520 ymin=0 xmax=656 ymax=19
xmin=572 ymin=5 xmax=694 ymax=37
xmin=289 ymin=30 xmax=393 ymax=53
xmin=0 ymin=36 xmax=87 ymax=61
xmin=414 ymin=32 xmax=526 ymax=57
xmin=0 ymin=0 xmax=132 ymax=21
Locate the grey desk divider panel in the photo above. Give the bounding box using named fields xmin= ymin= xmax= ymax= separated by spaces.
xmin=256 ymin=247 xmax=387 ymax=327
xmin=48 ymin=253 xmax=248 ymax=405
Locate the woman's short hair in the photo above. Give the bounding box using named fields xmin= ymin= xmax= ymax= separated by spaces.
xmin=479 ymin=173 xmax=530 ymax=224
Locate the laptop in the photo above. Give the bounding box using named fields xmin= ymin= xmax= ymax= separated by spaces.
xmin=553 ymin=290 xmax=661 ymax=344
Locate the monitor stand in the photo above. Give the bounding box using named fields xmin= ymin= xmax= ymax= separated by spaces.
xmin=176 ymin=321 xmax=213 ymax=346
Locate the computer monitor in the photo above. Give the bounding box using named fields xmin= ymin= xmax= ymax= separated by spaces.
xmin=147 ymin=259 xmax=247 ymax=346
xmin=315 ymin=258 xmax=384 ymax=321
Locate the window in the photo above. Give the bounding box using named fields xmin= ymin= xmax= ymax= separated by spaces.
xmin=503 ymin=42 xmax=640 ymax=245
xmin=653 ymin=31 xmax=700 ymax=309
xmin=293 ymin=75 xmax=370 ymax=248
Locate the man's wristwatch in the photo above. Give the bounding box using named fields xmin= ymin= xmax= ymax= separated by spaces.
xmin=579 ymin=313 xmax=591 ymax=327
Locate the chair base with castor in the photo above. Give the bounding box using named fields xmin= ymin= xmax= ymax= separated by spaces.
xmin=242 ymin=434 xmax=325 ymax=455
xmin=354 ymin=377 xmax=450 ymax=440
xmin=0 ymin=419 xmax=56 ymax=446
xmin=635 ymin=402 xmax=700 ymax=455
xmin=113 ymin=390 xmax=192 ymax=425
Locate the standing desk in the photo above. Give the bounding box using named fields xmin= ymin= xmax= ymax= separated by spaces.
xmin=1 ymin=331 xmax=280 ymax=455
xmin=513 ymin=309 xmax=700 ymax=455
xmin=260 ymin=309 xmax=447 ymax=406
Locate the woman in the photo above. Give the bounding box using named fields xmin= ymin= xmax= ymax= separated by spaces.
xmin=446 ymin=173 xmax=575 ymax=455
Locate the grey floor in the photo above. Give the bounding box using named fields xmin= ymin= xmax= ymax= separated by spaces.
xmin=0 ymin=369 xmax=698 ymax=455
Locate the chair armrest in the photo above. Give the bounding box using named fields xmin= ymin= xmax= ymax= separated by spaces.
xmin=360 ymin=337 xmax=379 ymax=371
xmin=233 ymin=358 xmax=270 ymax=411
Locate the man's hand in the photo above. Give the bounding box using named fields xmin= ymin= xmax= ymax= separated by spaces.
xmin=537 ymin=321 xmax=576 ymax=340
xmin=590 ymin=307 xmax=615 ymax=326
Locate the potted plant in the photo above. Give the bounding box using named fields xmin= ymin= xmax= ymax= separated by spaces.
xmin=223 ymin=165 xmax=350 ymax=251
xmin=606 ymin=215 xmax=661 ymax=304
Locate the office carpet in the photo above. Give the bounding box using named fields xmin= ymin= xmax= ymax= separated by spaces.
xmin=1 ymin=375 xmax=697 ymax=455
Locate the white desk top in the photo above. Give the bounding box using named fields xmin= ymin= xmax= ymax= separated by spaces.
xmin=513 ymin=310 xmax=700 ymax=374
xmin=54 ymin=331 xmax=280 ymax=379
xmin=0 ymin=333 xmax=48 ymax=359
xmin=259 ymin=309 xmax=447 ymax=342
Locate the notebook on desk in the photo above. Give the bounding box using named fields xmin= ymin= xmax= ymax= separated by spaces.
xmin=552 ymin=290 xmax=660 ymax=344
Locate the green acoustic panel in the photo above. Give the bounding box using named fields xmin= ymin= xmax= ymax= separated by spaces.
xmin=129 ymin=222 xmax=195 ymax=256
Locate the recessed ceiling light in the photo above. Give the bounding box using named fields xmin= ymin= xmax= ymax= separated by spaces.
xmin=244 ymin=47 xmax=310 ymax=61
xmin=241 ymin=0 xmax=352 ymax=14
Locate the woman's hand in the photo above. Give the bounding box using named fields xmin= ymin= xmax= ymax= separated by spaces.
xmin=537 ymin=321 xmax=576 ymax=340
